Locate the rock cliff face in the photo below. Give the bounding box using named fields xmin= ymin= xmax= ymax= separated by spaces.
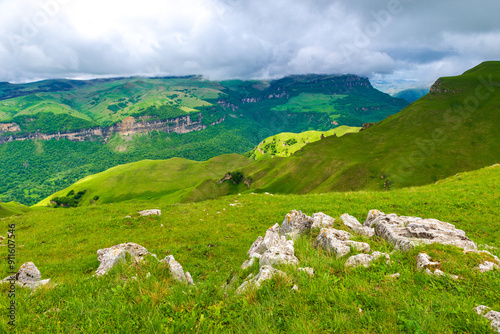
xmin=0 ymin=113 xmax=224 ymax=145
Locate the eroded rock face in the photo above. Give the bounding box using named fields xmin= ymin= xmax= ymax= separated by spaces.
xmin=138 ymin=209 xmax=162 ymax=216
xmin=363 ymin=210 xmax=385 ymax=227
xmin=314 ymin=228 xmax=370 ymax=258
xmin=236 ymin=265 xmax=287 ymax=294
xmin=341 ymin=214 xmax=375 ymax=237
xmin=95 ymin=243 xmax=149 ymax=276
xmin=345 ymin=252 xmax=390 ymax=268
xmin=311 ymin=213 xmax=335 ymax=230
xmin=370 ymin=211 xmax=477 ymax=251
xmin=2 ymin=262 xmax=50 ymax=289
xmin=259 ymin=237 xmax=298 ymax=267
xmin=475 ymin=305 xmax=500 ymax=333
xmin=280 ymin=210 xmax=313 ymax=238
xmin=161 ymin=255 xmax=194 ymax=285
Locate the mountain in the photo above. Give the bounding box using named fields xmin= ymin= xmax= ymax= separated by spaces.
xmin=0 ymin=74 xmax=408 ymax=205
xmin=0 ymin=201 xmax=30 ymax=218
xmin=392 ymin=87 xmax=430 ymax=103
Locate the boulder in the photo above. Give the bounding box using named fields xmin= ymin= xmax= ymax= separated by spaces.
xmin=236 ymin=265 xmax=287 ymax=294
xmin=279 ymin=210 xmax=313 ymax=238
xmin=138 ymin=209 xmax=161 ymax=216
xmin=247 ymin=224 xmax=280 ymax=256
xmin=363 ymin=209 xmax=385 ymax=227
xmin=95 ymin=243 xmax=149 ymax=276
xmin=259 ymin=236 xmax=299 ymax=267
xmin=161 ymin=255 xmax=194 ymax=285
xmin=475 ymin=305 xmax=500 ymax=333
xmin=314 ymin=228 xmax=370 ymax=258
xmin=2 ymin=262 xmax=50 ymax=289
xmin=340 ymin=214 xmax=375 ymax=237
xmin=345 ymin=251 xmax=390 ymax=268
xmin=311 ymin=212 xmax=335 ymax=229
xmin=371 ymin=212 xmax=477 ymax=251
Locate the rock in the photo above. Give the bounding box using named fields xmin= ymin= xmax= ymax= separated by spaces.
xmin=345 ymin=251 xmax=390 ymax=268
xmin=260 ymin=236 xmax=299 ymax=267
xmin=161 ymin=255 xmax=193 ymax=285
xmin=2 ymin=262 xmax=50 ymax=289
xmin=279 ymin=210 xmax=313 ymax=238
xmin=236 ymin=265 xmax=287 ymax=294
xmin=222 ymin=275 xmax=238 ymax=291
xmin=311 ymin=212 xmax=335 ymax=229
xmin=298 ymin=267 xmax=315 ymax=276
xmin=372 ymin=212 xmax=477 ymax=251
xmin=476 ymin=261 xmax=500 ymax=273
xmin=241 ymin=253 xmax=261 ymax=269
xmin=417 ymin=253 xmax=440 ymax=270
xmin=291 ymin=284 xmax=299 ymax=291
xmin=138 ymin=209 xmax=161 ymax=216
xmin=363 ymin=209 xmax=385 ymax=227
xmin=247 ymin=224 xmax=280 ymax=256
xmin=185 ymin=272 xmax=194 ymax=285
xmin=95 ymin=243 xmax=149 ymax=276
xmin=475 ymin=305 xmax=500 ymax=333
xmin=388 ymin=273 xmax=400 ymax=279
xmin=314 ymin=228 xmax=370 ymax=258
xmin=340 ymin=214 xmax=375 ymax=237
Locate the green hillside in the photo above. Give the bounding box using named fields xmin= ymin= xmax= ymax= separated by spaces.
xmin=248 ymin=126 xmax=361 ymax=160
xmin=0 ymin=201 xmax=30 ymax=218
xmin=0 ymin=75 xmax=408 ymax=205
xmin=1 ymin=164 xmax=499 ymax=332
xmin=36 ymin=154 xmax=252 ymax=207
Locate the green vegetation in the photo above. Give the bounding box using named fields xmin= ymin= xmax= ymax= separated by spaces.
xmin=248 ymin=125 xmax=361 ymax=160
xmin=1 ymin=164 xmax=498 ymax=332
xmin=392 ymin=88 xmax=430 ymax=103
xmin=0 ymin=201 xmax=30 ymax=218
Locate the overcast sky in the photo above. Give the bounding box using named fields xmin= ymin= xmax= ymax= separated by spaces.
xmin=0 ymin=0 xmax=499 ymax=91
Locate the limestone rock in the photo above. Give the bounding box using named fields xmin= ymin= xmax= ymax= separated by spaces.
xmin=345 ymin=251 xmax=390 ymax=268
xmin=314 ymin=228 xmax=370 ymax=258
xmin=476 ymin=261 xmax=500 ymax=273
xmin=279 ymin=210 xmax=313 ymax=238
xmin=291 ymin=284 xmax=299 ymax=291
xmin=236 ymin=265 xmax=287 ymax=294
xmin=260 ymin=236 xmax=299 ymax=267
xmin=372 ymin=212 xmax=477 ymax=251
xmin=95 ymin=243 xmax=149 ymax=276
xmin=475 ymin=305 xmax=500 ymax=333
xmin=298 ymin=267 xmax=315 ymax=276
xmin=311 ymin=212 xmax=335 ymax=229
xmin=341 ymin=213 xmax=375 ymax=237
xmin=161 ymin=255 xmax=194 ymax=285
xmin=2 ymin=262 xmax=50 ymax=289
xmin=247 ymin=224 xmax=280 ymax=256
xmin=138 ymin=209 xmax=161 ymax=216
xmin=417 ymin=253 xmax=440 ymax=270
xmin=363 ymin=209 xmax=385 ymax=227
xmin=241 ymin=253 xmax=261 ymax=269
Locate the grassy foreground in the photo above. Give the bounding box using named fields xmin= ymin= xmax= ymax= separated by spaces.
xmin=1 ymin=164 xmax=499 ymax=333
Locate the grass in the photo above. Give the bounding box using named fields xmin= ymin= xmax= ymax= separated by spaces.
xmin=1 ymin=164 xmax=499 ymax=332
xmin=0 ymin=202 xmax=30 ymax=218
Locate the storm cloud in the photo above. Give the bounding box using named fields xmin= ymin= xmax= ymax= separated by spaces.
xmin=0 ymin=0 xmax=499 ymax=90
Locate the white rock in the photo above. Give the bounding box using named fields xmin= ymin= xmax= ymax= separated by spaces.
xmin=185 ymin=272 xmax=194 ymax=285
xmin=247 ymin=224 xmax=280 ymax=256
xmin=236 ymin=265 xmax=287 ymax=294
xmin=363 ymin=209 xmax=385 ymax=227
xmin=311 ymin=212 xmax=335 ymax=229
xmin=345 ymin=251 xmax=390 ymax=268
xmin=476 ymin=261 xmax=499 ymax=273
xmin=298 ymin=267 xmax=315 ymax=277
xmin=372 ymin=212 xmax=477 ymax=251
xmin=2 ymin=262 xmax=50 ymax=289
xmin=95 ymin=243 xmax=149 ymax=276
xmin=241 ymin=257 xmax=256 ymax=270
xmin=259 ymin=237 xmax=299 ymax=267
xmin=314 ymin=228 xmax=370 ymax=258
xmin=417 ymin=253 xmax=440 ymax=270
xmin=280 ymin=210 xmax=313 ymax=238
xmin=291 ymin=284 xmax=299 ymax=291
xmin=475 ymin=305 xmax=500 ymax=333
xmin=138 ymin=209 xmax=161 ymax=216
xmin=161 ymin=255 xmax=194 ymax=284
xmin=388 ymin=273 xmax=400 ymax=279
xmin=340 ymin=213 xmax=375 ymax=237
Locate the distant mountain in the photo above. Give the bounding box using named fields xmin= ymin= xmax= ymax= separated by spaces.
xmin=37 ymin=62 xmax=500 ymax=207
xmin=392 ymin=88 xmax=430 ymax=103
xmin=0 ymin=74 xmax=408 ymax=205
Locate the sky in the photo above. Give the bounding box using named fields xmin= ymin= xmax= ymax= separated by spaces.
xmin=0 ymin=0 xmax=499 ymax=91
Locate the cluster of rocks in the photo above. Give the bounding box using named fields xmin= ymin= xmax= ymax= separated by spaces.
xmin=2 ymin=262 xmax=50 ymax=289
xmin=416 ymin=253 xmax=458 ymax=279
xmin=475 ymin=305 xmax=500 ymax=333
xmin=95 ymin=242 xmax=194 ymax=285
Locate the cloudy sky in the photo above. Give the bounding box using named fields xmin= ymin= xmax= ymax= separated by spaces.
xmin=0 ymin=0 xmax=499 ymax=91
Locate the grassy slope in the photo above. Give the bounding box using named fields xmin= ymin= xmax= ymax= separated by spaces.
xmin=234 ymin=61 xmax=500 ymax=194
xmin=1 ymin=165 xmax=499 ymax=332
xmin=249 ymin=125 xmax=361 ymax=160
xmin=36 ymin=154 xmax=253 ymax=207
xmin=0 ymin=201 xmax=30 ymax=218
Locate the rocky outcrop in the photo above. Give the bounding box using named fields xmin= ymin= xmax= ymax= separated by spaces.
xmin=341 ymin=214 xmax=375 ymax=237
xmin=314 ymin=228 xmax=370 ymax=258
xmin=364 ymin=210 xmax=477 ymax=251
xmin=311 ymin=212 xmax=335 ymax=229
xmin=2 ymin=262 xmax=50 ymax=289
xmin=236 ymin=265 xmax=288 ymax=294
xmin=161 ymin=255 xmax=194 ymax=285
xmin=138 ymin=209 xmax=161 ymax=217
xmin=345 ymin=251 xmax=390 ymax=268
xmin=247 ymin=224 xmax=280 ymax=256
xmin=475 ymin=305 xmax=500 ymax=333
xmin=259 ymin=237 xmax=298 ymax=267
xmin=95 ymin=243 xmax=149 ymax=276
xmin=280 ymin=210 xmax=313 ymax=239
xmin=0 ymin=122 xmax=20 ymax=133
